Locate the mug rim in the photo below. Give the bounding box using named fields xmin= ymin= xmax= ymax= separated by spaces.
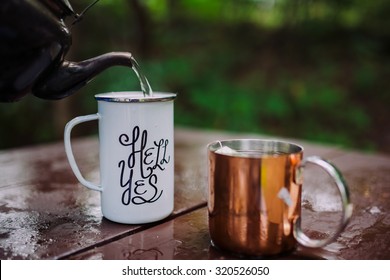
xmin=95 ymin=91 xmax=176 ymax=103
xmin=207 ymin=139 xmax=304 ymax=158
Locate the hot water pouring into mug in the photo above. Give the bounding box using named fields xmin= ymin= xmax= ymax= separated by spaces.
xmin=0 ymin=0 xmax=153 ymax=101
xmin=1 ymin=1 xmax=171 ymax=224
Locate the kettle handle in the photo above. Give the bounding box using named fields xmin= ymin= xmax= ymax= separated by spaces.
xmin=64 ymin=114 xmax=102 ymax=192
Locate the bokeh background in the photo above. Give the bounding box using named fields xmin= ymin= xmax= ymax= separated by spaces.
xmin=1 ymin=0 xmax=389 ymax=153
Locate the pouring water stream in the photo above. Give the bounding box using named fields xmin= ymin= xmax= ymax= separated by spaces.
xmin=130 ymin=56 xmax=153 ymax=97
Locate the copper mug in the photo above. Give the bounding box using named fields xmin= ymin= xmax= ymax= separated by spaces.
xmin=207 ymin=139 xmax=353 ymax=256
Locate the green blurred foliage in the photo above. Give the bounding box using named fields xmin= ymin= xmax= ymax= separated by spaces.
xmin=0 ymin=0 xmax=389 ymax=153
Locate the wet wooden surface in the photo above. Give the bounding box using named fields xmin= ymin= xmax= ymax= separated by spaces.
xmin=0 ymin=127 xmax=389 ymax=260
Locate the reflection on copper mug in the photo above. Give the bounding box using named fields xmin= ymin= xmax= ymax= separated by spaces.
xmin=207 ymin=139 xmax=353 ymax=257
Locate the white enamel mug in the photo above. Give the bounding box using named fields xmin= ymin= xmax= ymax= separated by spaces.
xmin=64 ymin=91 xmax=176 ymax=224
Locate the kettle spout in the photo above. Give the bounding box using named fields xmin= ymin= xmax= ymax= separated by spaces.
xmin=32 ymin=52 xmax=133 ymax=99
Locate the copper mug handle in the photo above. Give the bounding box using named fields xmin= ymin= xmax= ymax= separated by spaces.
xmin=293 ymin=156 xmax=354 ymax=248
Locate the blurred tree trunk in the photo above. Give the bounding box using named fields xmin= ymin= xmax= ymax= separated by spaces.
xmin=127 ymin=0 xmax=151 ymax=58
xmin=167 ymin=0 xmax=181 ymax=26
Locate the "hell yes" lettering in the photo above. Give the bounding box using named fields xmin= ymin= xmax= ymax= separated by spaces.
xmin=118 ymin=126 xmax=170 ymax=205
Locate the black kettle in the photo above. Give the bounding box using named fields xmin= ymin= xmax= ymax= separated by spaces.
xmin=0 ymin=0 xmax=133 ymax=102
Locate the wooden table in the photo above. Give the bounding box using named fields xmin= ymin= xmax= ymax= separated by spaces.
xmin=0 ymin=128 xmax=389 ymax=260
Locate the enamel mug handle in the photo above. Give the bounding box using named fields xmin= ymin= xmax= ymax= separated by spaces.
xmin=64 ymin=114 xmax=102 ymax=192
xmin=293 ymin=156 xmax=353 ymax=248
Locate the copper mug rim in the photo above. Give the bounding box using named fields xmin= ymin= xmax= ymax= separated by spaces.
xmin=207 ymin=139 xmax=304 ymax=158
